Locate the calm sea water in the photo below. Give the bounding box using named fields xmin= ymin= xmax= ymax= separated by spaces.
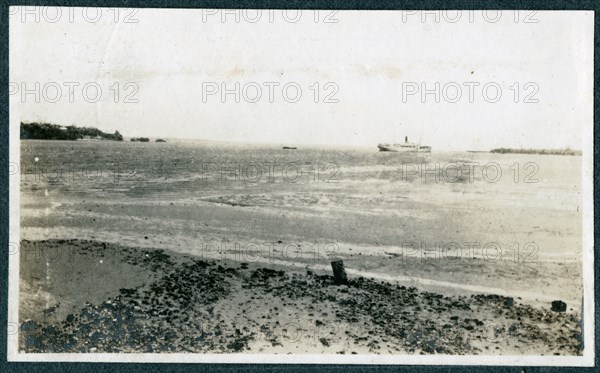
xmin=19 ymin=140 xmax=582 ymax=259
xmin=19 ymin=140 xmax=433 ymax=194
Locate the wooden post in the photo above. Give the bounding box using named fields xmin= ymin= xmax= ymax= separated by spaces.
xmin=331 ymin=260 xmax=348 ymax=285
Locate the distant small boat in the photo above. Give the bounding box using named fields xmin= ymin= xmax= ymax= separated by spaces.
xmin=282 ymin=146 xmax=297 ymax=150
xmin=378 ymin=136 xmax=431 ymax=153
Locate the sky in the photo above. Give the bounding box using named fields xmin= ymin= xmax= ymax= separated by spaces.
xmin=9 ymin=8 xmax=594 ymax=150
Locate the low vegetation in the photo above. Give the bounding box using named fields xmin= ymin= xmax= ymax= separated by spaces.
xmin=490 ymin=148 xmax=581 ymax=156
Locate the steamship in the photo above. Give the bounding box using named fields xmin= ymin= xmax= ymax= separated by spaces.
xmin=378 ymin=137 xmax=431 ymax=153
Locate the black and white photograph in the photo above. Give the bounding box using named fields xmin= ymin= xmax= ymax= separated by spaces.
xmin=7 ymin=6 xmax=595 ymax=365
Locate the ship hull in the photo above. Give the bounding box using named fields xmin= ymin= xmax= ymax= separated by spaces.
xmin=378 ymin=145 xmax=417 ymax=152
xmin=378 ymin=144 xmax=431 ymax=153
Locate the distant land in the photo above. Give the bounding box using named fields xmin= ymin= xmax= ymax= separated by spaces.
xmin=490 ymin=148 xmax=582 ymax=156
xmin=20 ymin=122 xmax=123 ymax=141
xmin=19 ymin=123 xmax=168 ymax=143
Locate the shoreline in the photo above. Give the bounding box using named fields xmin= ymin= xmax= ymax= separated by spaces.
xmin=19 ymin=225 xmax=584 ymax=311
xmin=19 ymin=239 xmax=583 ymax=355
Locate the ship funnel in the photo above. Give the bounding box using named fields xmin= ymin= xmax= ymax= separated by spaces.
xmin=405 ymin=136 xmax=408 ymax=143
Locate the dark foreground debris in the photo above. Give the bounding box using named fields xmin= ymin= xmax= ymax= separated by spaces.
xmin=19 ymin=240 xmax=583 ymax=355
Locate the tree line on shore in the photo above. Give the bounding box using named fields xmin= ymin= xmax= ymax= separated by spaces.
xmin=20 ymin=122 xmax=123 ymax=141
xmin=20 ymin=122 xmax=167 ymax=142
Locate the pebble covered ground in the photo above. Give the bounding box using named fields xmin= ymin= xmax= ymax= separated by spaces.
xmin=19 ymin=240 xmax=583 ymax=355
